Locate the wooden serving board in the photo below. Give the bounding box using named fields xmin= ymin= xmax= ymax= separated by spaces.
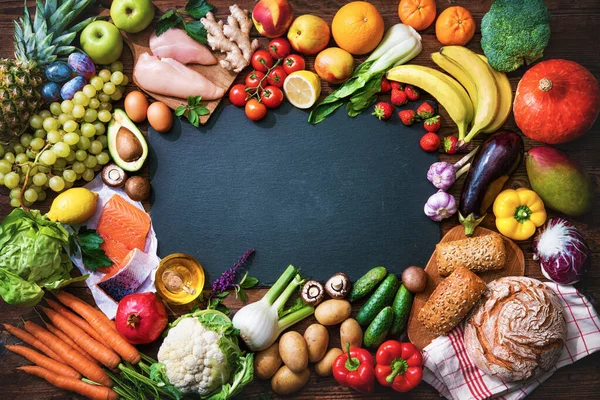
xmin=114 ymin=9 xmax=238 ymax=125
xmin=407 ymin=226 xmax=525 ymax=350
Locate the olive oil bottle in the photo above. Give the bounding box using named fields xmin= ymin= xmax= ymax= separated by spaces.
xmin=155 ymin=253 xmax=204 ymax=304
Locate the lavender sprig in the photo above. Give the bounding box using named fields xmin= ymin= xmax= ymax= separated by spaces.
xmin=211 ymin=248 xmax=255 ymax=296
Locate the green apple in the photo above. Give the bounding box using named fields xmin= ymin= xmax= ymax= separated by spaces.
xmin=110 ymin=0 xmax=155 ymax=33
xmin=80 ymin=21 xmax=124 ymax=65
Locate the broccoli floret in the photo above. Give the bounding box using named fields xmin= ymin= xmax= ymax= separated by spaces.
xmin=481 ymin=0 xmax=551 ymax=72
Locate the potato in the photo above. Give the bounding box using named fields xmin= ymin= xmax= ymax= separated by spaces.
xmin=279 ymin=331 xmax=308 ymax=373
xmin=254 ymin=342 xmax=282 ymax=380
xmin=340 ymin=318 xmax=363 ymax=349
xmin=314 ymin=299 xmax=352 ymax=326
xmin=315 ymin=348 xmax=343 ymax=377
xmin=303 ymin=324 xmax=329 ymax=362
xmin=271 ymin=365 xmax=310 ymax=395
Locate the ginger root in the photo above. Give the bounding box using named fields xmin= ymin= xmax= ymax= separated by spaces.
xmin=201 ymin=4 xmax=259 ymax=73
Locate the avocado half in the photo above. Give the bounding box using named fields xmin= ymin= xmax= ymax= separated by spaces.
xmin=107 ymin=109 xmax=148 ymax=172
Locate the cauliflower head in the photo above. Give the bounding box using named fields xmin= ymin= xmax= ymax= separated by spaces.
xmin=157 ymin=309 xmax=254 ymax=399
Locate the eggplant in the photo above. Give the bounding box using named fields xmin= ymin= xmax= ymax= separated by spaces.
xmin=459 ymin=130 xmax=524 ymax=235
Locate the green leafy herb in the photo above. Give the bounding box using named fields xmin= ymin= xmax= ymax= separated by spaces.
xmin=155 ymin=0 xmax=214 ymax=44
xmin=175 ymin=95 xmax=210 ymax=127
xmin=207 ymin=296 xmax=231 ymax=315
xmin=74 ymin=226 xmax=113 ymax=272
xmin=234 ymin=271 xmax=259 ymax=301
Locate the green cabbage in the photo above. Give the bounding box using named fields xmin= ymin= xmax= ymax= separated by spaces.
xmin=0 ymin=209 xmax=87 ymax=306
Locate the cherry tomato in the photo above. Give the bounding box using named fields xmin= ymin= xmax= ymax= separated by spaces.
xmin=283 ymin=54 xmax=305 ymax=75
xmin=228 ymin=84 xmax=248 ymax=107
xmin=245 ymin=99 xmax=267 ymax=121
xmin=266 ymin=66 xmax=287 ymax=88
xmin=267 ymin=38 xmax=291 ymax=60
xmin=260 ymin=86 xmax=284 ymax=109
xmin=251 ymin=50 xmax=274 ymax=72
xmin=245 ymin=70 xmax=265 ymax=90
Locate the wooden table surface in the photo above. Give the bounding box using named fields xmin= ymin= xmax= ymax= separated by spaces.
xmin=1 ymin=0 xmax=599 ymax=399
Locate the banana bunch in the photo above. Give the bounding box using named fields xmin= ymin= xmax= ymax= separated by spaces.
xmin=387 ymin=46 xmax=512 ymax=143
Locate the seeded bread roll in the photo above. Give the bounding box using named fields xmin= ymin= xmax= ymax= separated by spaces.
xmin=436 ymin=234 xmax=506 ymax=277
xmin=418 ymin=266 xmax=486 ymax=336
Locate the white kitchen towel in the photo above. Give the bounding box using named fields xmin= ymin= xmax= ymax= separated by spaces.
xmin=422 ymin=283 xmax=600 ymax=400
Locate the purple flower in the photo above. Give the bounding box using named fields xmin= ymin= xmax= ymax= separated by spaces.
xmin=211 ymin=248 xmax=255 ymax=295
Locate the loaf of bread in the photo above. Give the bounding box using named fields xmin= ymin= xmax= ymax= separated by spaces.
xmin=418 ymin=266 xmax=487 ymax=336
xmin=464 ymin=277 xmax=567 ymax=382
xmin=436 ymin=234 xmax=506 ymax=276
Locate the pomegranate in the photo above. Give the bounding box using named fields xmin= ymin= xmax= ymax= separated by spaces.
xmin=115 ymin=292 xmax=168 ymax=344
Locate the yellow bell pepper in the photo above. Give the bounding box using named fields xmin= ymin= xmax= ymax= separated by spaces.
xmin=493 ymin=188 xmax=547 ymax=241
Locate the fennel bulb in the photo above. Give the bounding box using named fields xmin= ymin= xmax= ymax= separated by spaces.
xmin=232 ymin=265 xmax=314 ymax=351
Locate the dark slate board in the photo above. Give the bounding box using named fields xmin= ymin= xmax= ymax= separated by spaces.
xmin=148 ymin=102 xmax=440 ymax=285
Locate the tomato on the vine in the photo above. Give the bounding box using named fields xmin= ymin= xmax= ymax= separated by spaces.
xmin=245 ymin=70 xmax=265 ymax=90
xmin=245 ymin=99 xmax=267 ymax=121
xmin=228 ymin=84 xmax=248 ymax=107
xmin=261 ymin=86 xmax=284 ymax=109
xmin=267 ymin=38 xmax=291 ymax=60
xmin=251 ymin=50 xmax=274 ymax=72
xmin=283 ymin=54 xmax=305 ymax=75
xmin=266 ymin=66 xmax=287 ymax=88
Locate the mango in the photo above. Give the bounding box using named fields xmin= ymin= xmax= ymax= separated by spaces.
xmin=525 ymin=146 xmax=594 ymax=216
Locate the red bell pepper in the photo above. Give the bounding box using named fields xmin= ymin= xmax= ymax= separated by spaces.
xmin=332 ymin=343 xmax=375 ymax=393
xmin=375 ymin=340 xmax=423 ymax=392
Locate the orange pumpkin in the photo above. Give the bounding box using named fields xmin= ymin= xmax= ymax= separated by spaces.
xmin=398 ymin=0 xmax=436 ymax=31
xmin=435 ymin=6 xmax=476 ymax=46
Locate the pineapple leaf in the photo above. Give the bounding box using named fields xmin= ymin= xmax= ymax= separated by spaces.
xmin=53 ymin=31 xmax=76 ymax=47
xmin=70 ymin=0 xmax=95 ymax=19
xmin=56 ymin=45 xmax=77 ymax=56
xmin=44 ymin=0 xmax=58 ymax=19
xmin=34 ymin=1 xmax=45 ymax=32
xmin=35 ymin=20 xmax=50 ymax=46
xmin=49 ymin=0 xmax=75 ymax=29
xmin=67 ymin=16 xmax=99 ymax=35
xmin=51 ymin=10 xmax=75 ymax=37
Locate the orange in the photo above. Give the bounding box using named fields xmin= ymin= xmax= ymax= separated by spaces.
xmin=398 ymin=0 xmax=436 ymax=31
xmin=435 ymin=6 xmax=476 ymax=45
xmin=332 ymin=1 xmax=385 ymax=55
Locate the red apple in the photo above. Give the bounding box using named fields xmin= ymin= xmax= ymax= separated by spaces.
xmin=252 ymin=0 xmax=294 ymax=38
xmin=287 ymin=14 xmax=330 ymax=56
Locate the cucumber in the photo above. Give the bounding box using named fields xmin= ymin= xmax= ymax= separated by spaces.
xmin=389 ymin=284 xmax=413 ymax=335
xmin=348 ymin=266 xmax=387 ymax=303
xmin=355 ymin=274 xmax=399 ymax=326
xmin=364 ymin=306 xmax=394 ymax=348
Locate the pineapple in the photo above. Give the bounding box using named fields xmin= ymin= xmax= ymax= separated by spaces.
xmin=0 ymin=0 xmax=98 ymax=141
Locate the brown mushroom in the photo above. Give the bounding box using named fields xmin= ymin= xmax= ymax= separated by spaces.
xmin=301 ymin=280 xmax=324 ymax=306
xmin=324 ymin=273 xmax=350 ymax=299
xmin=101 ymin=163 xmax=128 ymax=188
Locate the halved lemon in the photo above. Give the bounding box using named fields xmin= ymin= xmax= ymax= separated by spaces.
xmin=283 ymin=71 xmax=321 ymax=109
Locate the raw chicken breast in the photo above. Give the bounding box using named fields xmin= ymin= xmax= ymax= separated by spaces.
xmin=149 ymin=28 xmax=218 ymax=65
xmin=134 ymin=53 xmax=225 ymax=100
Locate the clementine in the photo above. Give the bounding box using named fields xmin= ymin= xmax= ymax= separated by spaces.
xmin=398 ymin=0 xmax=436 ymax=31
xmin=332 ymin=1 xmax=385 ymax=55
xmin=436 ymin=6 xmax=476 ymax=46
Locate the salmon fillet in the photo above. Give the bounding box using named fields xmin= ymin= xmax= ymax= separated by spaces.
xmin=96 ymin=195 xmax=151 ymax=274
xmin=149 ymin=28 xmax=218 ymax=65
xmin=97 ymin=249 xmax=155 ymax=302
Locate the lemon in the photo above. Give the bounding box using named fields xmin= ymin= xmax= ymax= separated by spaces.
xmin=47 ymin=188 xmax=99 ymax=224
xmin=283 ymin=71 xmax=321 ymax=109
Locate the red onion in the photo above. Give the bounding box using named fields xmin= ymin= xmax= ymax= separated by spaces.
xmin=533 ymin=217 xmax=590 ymax=285
xmin=115 ymin=292 xmax=169 ymax=344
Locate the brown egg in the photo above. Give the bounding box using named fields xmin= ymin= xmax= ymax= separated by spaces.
xmin=124 ymin=91 xmax=149 ymax=123
xmin=147 ymin=102 xmax=173 ymax=133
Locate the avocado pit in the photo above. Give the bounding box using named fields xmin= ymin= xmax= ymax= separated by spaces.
xmin=116 ymin=126 xmax=144 ymax=162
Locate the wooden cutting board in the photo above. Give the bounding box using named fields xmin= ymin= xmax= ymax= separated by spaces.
xmin=113 ymin=9 xmax=238 ymax=125
xmin=407 ymin=226 xmax=524 ymax=350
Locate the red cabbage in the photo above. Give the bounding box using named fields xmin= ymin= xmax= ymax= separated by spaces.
xmin=533 ymin=217 xmax=590 ymax=285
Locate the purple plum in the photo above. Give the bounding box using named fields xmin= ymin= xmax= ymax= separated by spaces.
xmin=60 ymin=76 xmax=87 ymax=100
xmin=68 ymin=52 xmax=96 ymax=80
xmin=41 ymin=82 xmax=61 ymax=103
xmin=45 ymin=61 xmax=72 ymax=83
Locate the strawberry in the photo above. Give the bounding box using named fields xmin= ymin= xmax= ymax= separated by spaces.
xmin=416 ymin=102 xmax=435 ymax=119
xmin=420 ymin=132 xmax=440 ymax=152
xmin=423 ymin=115 xmax=441 ymax=132
xmin=443 ymin=136 xmax=459 ymax=154
xmin=380 ymin=77 xmax=391 ymax=93
xmin=391 ymin=81 xmax=403 ymax=91
xmin=398 ymin=110 xmax=417 ymax=125
xmin=373 ymin=102 xmax=394 ymax=120
xmin=391 ymin=89 xmax=408 ymax=106
xmin=404 ymin=85 xmax=420 ymax=101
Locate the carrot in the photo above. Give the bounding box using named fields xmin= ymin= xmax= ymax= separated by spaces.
xmin=17 ymin=366 xmax=118 ymax=400
xmin=42 ymin=306 xmax=121 ymax=368
xmin=44 ymin=321 xmax=100 ymax=365
xmin=6 ymin=345 xmax=81 ymax=380
xmin=55 ymin=291 xmax=140 ymax=364
xmin=23 ymin=321 xmax=112 ymax=387
xmin=46 ymin=298 xmax=110 ymax=347
xmin=3 ymin=323 xmax=65 ymax=364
